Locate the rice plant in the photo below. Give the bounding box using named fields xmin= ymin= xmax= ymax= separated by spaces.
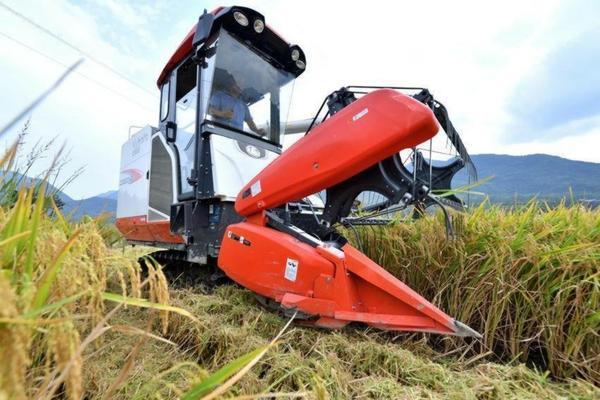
xmin=0 ymin=138 xmax=279 ymax=399
xmin=355 ymin=200 xmax=600 ymax=384
xmin=0 ymin=139 xmax=185 ymax=399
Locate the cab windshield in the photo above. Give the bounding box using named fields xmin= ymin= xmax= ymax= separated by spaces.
xmin=200 ymin=29 xmax=295 ymax=144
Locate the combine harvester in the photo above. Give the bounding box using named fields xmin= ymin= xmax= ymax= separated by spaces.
xmin=116 ymin=6 xmax=481 ymax=337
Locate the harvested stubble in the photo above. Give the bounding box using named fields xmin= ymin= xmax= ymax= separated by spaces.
xmin=354 ymin=201 xmax=600 ymax=385
xmin=93 ymin=285 xmax=598 ymax=399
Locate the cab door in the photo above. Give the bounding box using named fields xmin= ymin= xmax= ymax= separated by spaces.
xmin=172 ymin=58 xmax=199 ymax=199
xmin=149 ymin=59 xmax=198 ymax=220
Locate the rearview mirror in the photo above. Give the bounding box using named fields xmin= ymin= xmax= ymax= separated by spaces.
xmin=165 ymin=121 xmax=177 ymax=142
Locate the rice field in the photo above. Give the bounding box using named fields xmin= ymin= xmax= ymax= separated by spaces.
xmin=1 ymin=142 xmax=599 ymax=398
xmin=354 ymin=201 xmax=600 ymax=385
xmin=0 ymin=144 xmax=184 ymax=399
xmin=1 ymin=201 xmax=598 ymax=398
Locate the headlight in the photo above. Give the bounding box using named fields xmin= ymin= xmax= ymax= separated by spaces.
xmin=253 ymin=19 xmax=265 ymax=33
xmin=291 ymin=49 xmax=300 ymax=61
xmin=295 ymin=60 xmax=305 ymax=69
xmin=233 ymin=11 xmax=249 ymax=26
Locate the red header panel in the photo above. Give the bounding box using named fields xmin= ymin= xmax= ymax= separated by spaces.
xmin=156 ymin=6 xmax=224 ymax=87
xmin=235 ymin=89 xmax=438 ymax=217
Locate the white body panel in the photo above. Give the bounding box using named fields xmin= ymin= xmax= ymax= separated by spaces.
xmin=210 ymin=135 xmax=279 ymax=200
xmin=117 ymin=121 xmax=318 ymax=220
xmin=117 ymin=126 xmax=153 ymax=219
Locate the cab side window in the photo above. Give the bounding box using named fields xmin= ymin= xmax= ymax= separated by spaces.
xmin=160 ymin=81 xmax=170 ymax=121
xmin=174 ymin=59 xmax=198 ymax=195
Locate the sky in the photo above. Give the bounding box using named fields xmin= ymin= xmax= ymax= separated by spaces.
xmin=0 ymin=0 xmax=598 ymax=199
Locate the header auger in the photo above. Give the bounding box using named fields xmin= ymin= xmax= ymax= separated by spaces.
xmin=116 ymin=6 xmax=481 ymax=338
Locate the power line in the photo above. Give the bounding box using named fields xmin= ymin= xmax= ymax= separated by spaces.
xmin=0 ymin=30 xmax=156 ymax=114
xmin=0 ymin=59 xmax=83 ymax=137
xmin=0 ymin=1 xmax=158 ymax=99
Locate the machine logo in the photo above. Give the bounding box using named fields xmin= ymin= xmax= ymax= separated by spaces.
xmin=237 ymin=142 xmax=266 ymax=159
xmin=119 ymin=168 xmax=144 ymax=185
xmin=352 ymin=108 xmax=369 ymax=122
xmin=245 ymin=144 xmax=262 ymax=158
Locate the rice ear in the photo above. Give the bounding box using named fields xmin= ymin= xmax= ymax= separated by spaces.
xmin=0 ymin=274 xmax=30 ymax=400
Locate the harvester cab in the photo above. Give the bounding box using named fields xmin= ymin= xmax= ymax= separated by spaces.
xmin=117 ymin=6 xmax=305 ymax=261
xmin=117 ymin=6 xmax=482 ymax=337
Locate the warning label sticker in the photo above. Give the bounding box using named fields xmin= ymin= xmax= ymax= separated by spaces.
xmin=284 ymin=258 xmax=299 ymax=282
xmin=250 ymin=180 xmax=261 ymax=197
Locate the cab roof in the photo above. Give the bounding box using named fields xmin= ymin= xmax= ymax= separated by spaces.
xmin=156 ymin=6 xmax=305 ymax=88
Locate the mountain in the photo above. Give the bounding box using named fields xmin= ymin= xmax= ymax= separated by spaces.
xmin=96 ymin=190 xmax=118 ymax=200
xmin=0 ymin=172 xmax=117 ymax=218
xmin=59 ymin=155 xmax=600 ymax=217
xmin=62 ymin=190 xmax=118 ymax=220
xmin=62 ymin=195 xmax=116 ymax=220
xmin=0 ymin=171 xmax=73 ymax=204
xmin=453 ymin=154 xmax=600 ymax=203
xmin=8 ymin=155 xmax=598 ymax=218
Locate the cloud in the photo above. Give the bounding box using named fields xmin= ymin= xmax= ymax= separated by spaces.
xmin=505 ymin=16 xmax=600 ymax=141
xmin=498 ymin=125 xmax=600 ymax=163
xmin=0 ymin=0 xmax=159 ymax=198
xmin=0 ymin=0 xmax=598 ymax=200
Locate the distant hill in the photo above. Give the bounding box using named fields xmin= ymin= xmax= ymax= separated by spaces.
xmin=95 ymin=190 xmax=118 ymax=200
xmin=0 ymin=171 xmax=117 ymax=218
xmin=8 ymin=154 xmax=599 ymax=218
xmin=0 ymin=171 xmax=73 ymax=204
xmin=454 ymin=154 xmax=600 ymax=203
xmin=56 ymin=155 xmax=600 ymax=216
xmin=62 ymin=194 xmax=116 ymax=220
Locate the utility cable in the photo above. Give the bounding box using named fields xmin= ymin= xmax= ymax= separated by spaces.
xmin=0 ymin=30 xmax=156 ymax=114
xmin=0 ymin=59 xmax=82 ymax=137
xmin=0 ymin=1 xmax=158 ymax=98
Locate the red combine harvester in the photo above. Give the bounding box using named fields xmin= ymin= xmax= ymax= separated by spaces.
xmin=116 ymin=6 xmax=481 ymax=337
